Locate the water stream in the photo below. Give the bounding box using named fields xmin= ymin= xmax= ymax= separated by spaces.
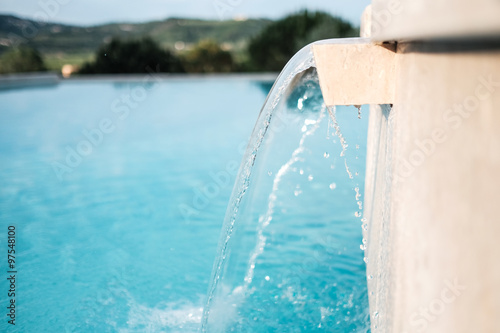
xmin=201 ymin=40 xmax=370 ymax=332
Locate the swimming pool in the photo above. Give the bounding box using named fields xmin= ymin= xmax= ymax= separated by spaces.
xmin=0 ymin=75 xmax=369 ymax=332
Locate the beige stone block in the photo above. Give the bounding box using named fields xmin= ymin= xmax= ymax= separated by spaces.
xmin=312 ymin=40 xmax=397 ymax=106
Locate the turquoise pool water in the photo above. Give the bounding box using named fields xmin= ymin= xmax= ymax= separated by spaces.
xmin=0 ymin=75 xmax=369 ymax=332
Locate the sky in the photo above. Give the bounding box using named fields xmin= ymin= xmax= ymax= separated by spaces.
xmin=0 ymin=0 xmax=370 ymax=26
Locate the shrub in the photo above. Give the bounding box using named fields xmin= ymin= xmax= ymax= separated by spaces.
xmin=247 ymin=11 xmax=358 ymax=72
xmin=182 ymin=39 xmax=236 ymax=73
xmin=0 ymin=46 xmax=46 ymax=74
xmin=79 ymin=37 xmax=184 ymax=74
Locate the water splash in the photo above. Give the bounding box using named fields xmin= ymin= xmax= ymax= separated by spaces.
xmin=327 ymin=106 xmax=348 ymax=157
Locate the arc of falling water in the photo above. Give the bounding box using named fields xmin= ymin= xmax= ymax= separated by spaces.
xmin=201 ymin=38 xmax=368 ymax=332
xmin=201 ymin=44 xmax=316 ymax=331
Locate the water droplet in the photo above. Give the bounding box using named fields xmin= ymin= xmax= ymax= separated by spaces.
xmin=360 ymin=244 xmax=366 ymax=250
xmin=294 ymin=189 xmax=302 ymax=196
xmin=267 ymin=171 xmax=272 ymax=176
xmin=355 ymin=105 xmax=362 ymax=119
xmin=344 ymin=160 xmax=353 ymax=179
xmin=265 ymin=276 xmax=270 ymax=281
xmin=297 ymin=98 xmax=304 ymax=110
xmin=362 ymin=223 xmax=368 ymax=231
xmin=354 ymin=187 xmax=361 ymax=200
xmin=373 ymin=311 xmax=379 ymax=318
xmin=368 ymin=275 xmax=373 ymax=280
xmin=308 ymin=175 xmax=313 ymax=181
xmin=304 ymin=118 xmax=315 ymax=125
xmin=355 ymin=211 xmax=361 ymax=217
xmin=363 ymin=257 xmax=369 ymax=264
xmin=323 ymin=152 xmax=330 ymax=158
xmin=299 ymin=169 xmax=304 ymax=175
xmin=330 ymin=164 xmax=335 ymax=169
xmin=329 ymin=183 xmax=336 ymax=190
xmin=356 ymin=144 xmax=360 ymax=149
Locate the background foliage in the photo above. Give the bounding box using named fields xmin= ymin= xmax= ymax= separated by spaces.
xmin=0 ymin=11 xmax=358 ymax=74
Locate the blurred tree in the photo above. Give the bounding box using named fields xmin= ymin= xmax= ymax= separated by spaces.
xmin=247 ymin=11 xmax=358 ymax=72
xmin=182 ymin=39 xmax=236 ymax=73
xmin=0 ymin=46 xmax=46 ymax=74
xmin=79 ymin=37 xmax=185 ymax=74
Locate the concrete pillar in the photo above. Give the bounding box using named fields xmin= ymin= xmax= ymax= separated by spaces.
xmin=365 ymin=43 xmax=500 ymax=333
xmin=362 ymin=1 xmax=500 ymax=332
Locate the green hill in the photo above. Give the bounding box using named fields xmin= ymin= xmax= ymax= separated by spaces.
xmin=0 ymin=14 xmax=271 ymax=70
